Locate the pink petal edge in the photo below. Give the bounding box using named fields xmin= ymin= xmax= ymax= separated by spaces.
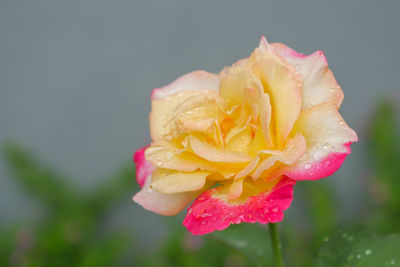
xmin=284 ymin=142 xmax=355 ymax=181
xmin=133 ymin=146 xmax=155 ymax=188
xmin=183 ymin=177 xmax=296 ymax=235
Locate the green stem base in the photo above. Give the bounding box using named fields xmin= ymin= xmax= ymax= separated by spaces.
xmin=269 ymin=223 xmax=284 ymax=267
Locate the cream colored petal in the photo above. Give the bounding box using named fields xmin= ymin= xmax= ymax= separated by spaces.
xmin=228 ymin=179 xmax=244 ymax=200
xmin=151 ymin=169 xmax=210 ymax=194
xmin=258 ymin=92 xmax=273 ymax=147
xmin=145 ymin=145 xmax=218 ymax=172
xmin=225 ymin=122 xmax=252 ymax=154
xmin=133 ymin=173 xmax=198 ymax=216
xmin=278 ymin=134 xmax=307 ymax=165
xmin=287 ymin=103 xmax=358 ymax=170
xmin=219 ymin=67 xmax=247 ymax=106
xmin=252 ymin=134 xmax=306 ymax=180
xmin=150 ymin=90 xmax=203 ymax=142
xmin=249 ymin=126 xmax=268 ymax=156
xmin=152 ymin=70 xmax=219 ymax=100
xmin=219 ymin=67 xmax=263 ymax=107
xmin=212 ymin=121 xmax=224 ymax=149
xmin=252 ymin=58 xmax=302 ymax=146
xmin=189 ymin=135 xmax=252 ymax=163
xmin=271 ymin=43 xmax=343 ymax=110
xmin=235 ymin=156 xmax=260 ymax=179
xmin=252 ymin=156 xmax=278 ymax=180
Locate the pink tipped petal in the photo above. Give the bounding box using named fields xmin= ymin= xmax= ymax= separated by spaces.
xmin=151 ymin=71 xmax=220 ymax=101
xmin=283 ymin=144 xmax=351 ymax=180
xmin=133 ymin=173 xmax=199 ymax=216
xmin=133 ymin=146 xmax=156 ymax=188
xmin=259 ymin=35 xmax=271 ymax=51
xmin=284 ymin=103 xmax=358 ymax=180
xmin=183 ymin=177 xmax=295 ymax=235
xmin=271 ymin=43 xmax=344 ymax=110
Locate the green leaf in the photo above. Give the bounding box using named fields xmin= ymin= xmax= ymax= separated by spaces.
xmin=212 ymin=223 xmax=273 ymax=267
xmin=315 ymin=227 xmax=400 ymax=266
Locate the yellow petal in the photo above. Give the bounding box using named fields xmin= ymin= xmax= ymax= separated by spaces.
xmin=189 ymin=135 xmax=252 ymax=163
xmin=225 ymin=123 xmax=252 ymax=154
xmin=252 ymin=58 xmax=302 ymax=147
xmin=258 ymin=92 xmax=273 ymax=147
xmin=152 ymin=70 xmax=219 ymax=100
xmin=145 ymin=145 xmax=217 ymax=172
xmin=150 ymin=90 xmax=201 ymax=141
xmin=249 ymin=126 xmax=267 ymax=156
xmin=235 ymin=156 xmax=260 ymax=179
xmin=219 ymin=67 xmax=263 ymax=107
xmin=252 ymin=134 xmax=306 ymax=179
xmin=212 ymin=176 xmax=281 ymax=204
xmin=228 ymin=179 xmax=244 ymax=200
xmin=151 ymin=169 xmax=210 ymax=194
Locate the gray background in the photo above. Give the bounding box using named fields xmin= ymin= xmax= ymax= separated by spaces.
xmin=1 ymin=0 xmax=399 ymax=246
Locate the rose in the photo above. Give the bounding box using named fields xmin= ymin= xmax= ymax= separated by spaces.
xmin=133 ymin=36 xmax=357 ymax=235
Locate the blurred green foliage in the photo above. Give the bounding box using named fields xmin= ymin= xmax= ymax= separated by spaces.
xmin=1 ymin=98 xmax=399 ymax=266
xmin=1 ymin=143 xmax=135 ymax=267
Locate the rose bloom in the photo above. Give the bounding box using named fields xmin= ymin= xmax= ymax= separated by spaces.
xmin=133 ymin=36 xmax=357 ymax=235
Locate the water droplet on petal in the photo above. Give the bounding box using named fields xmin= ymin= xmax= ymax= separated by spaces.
xmin=304 ymin=162 xmax=313 ymax=169
xmin=272 ymin=208 xmax=279 ymax=213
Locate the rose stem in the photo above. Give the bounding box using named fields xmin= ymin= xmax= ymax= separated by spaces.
xmin=269 ymin=223 xmax=284 ymax=267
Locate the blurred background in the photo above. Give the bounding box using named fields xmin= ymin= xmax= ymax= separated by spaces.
xmin=1 ymin=0 xmax=399 ymax=266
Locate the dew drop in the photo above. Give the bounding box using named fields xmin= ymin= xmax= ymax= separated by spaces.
xmin=322 ymin=143 xmax=331 ymax=150
xmin=156 ymin=161 xmax=162 ymax=166
xmin=272 ymin=208 xmax=279 ymax=213
xmin=356 ymin=254 xmax=362 ymax=259
xmin=304 ymin=163 xmax=313 ymax=169
xmin=390 ymin=260 xmax=396 ymax=265
xmin=365 ymin=249 xmax=372 ymax=255
xmin=323 ymin=236 xmax=329 ymax=242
